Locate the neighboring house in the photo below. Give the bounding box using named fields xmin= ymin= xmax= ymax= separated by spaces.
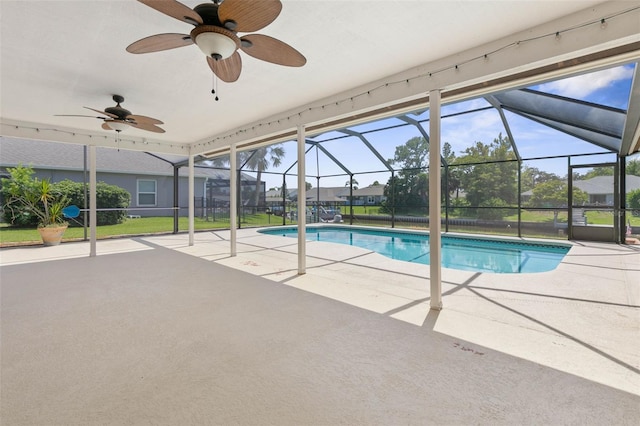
xmin=0 ymin=137 xmax=257 ymax=217
xmin=284 ymin=187 xmax=350 ymax=204
xmin=266 ymin=186 xmax=350 ymax=217
xmin=265 ymin=188 xmax=289 ymax=206
xmin=573 ymin=175 xmax=640 ymax=205
xmin=267 ymin=184 xmax=387 ymax=206
xmin=521 ymin=175 xmax=640 ymax=205
xmin=304 ymin=187 xmax=350 ymax=204
xmin=350 ymin=184 xmax=386 ymax=205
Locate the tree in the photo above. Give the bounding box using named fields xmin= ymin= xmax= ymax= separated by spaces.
xmin=209 ymin=144 xmax=285 ymax=210
xmin=579 ymin=167 xmax=614 ymax=179
xmin=628 ymin=188 xmax=640 ymax=216
xmin=527 ymin=179 xmax=588 ymax=221
xmin=521 ymin=166 xmax=561 ymax=192
xmin=345 ymin=178 xmax=359 ymax=190
xmin=389 ymin=136 xmax=429 ymax=170
xmin=242 ymin=145 xmax=285 ymax=209
xmin=627 ymin=159 xmax=640 ymax=176
xmin=442 ymin=142 xmax=462 ymax=199
xmin=454 ymin=134 xmax=517 ymax=219
xmin=381 ymin=136 xmax=430 ymax=213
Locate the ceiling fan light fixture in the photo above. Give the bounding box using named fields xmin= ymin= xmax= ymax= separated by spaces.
xmin=107 ymin=121 xmax=129 ymax=132
xmin=191 ymin=26 xmax=240 ymax=60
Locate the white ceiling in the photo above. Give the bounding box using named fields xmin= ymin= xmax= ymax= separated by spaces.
xmin=2 ymin=1 xmax=639 ymax=156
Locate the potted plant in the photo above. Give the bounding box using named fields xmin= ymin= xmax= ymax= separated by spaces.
xmin=1 ymin=165 xmax=69 ymax=246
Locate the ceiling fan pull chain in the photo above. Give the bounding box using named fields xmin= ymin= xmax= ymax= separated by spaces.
xmin=212 ymin=74 xmax=219 ymax=101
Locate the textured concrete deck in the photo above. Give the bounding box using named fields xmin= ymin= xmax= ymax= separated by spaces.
xmin=1 ymin=228 xmax=639 ymax=424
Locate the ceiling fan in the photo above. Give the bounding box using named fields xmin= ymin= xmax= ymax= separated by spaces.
xmin=56 ymin=95 xmax=165 ymax=133
xmin=126 ymin=0 xmax=306 ymax=82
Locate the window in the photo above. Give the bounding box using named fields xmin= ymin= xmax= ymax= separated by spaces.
xmin=137 ymin=179 xmax=157 ymax=206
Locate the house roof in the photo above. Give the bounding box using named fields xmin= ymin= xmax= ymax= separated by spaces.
xmin=573 ymin=175 xmax=640 ymax=194
xmin=352 ymin=185 xmax=385 ymax=197
xmin=303 ymin=187 xmax=350 ymax=202
xmin=0 ymin=137 xmax=254 ymax=181
xmin=521 ymin=175 xmax=640 ymax=196
xmin=266 ymin=186 xmax=350 ymax=202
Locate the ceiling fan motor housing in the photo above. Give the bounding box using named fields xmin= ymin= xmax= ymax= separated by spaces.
xmin=194 ymin=3 xmax=221 ymax=26
xmin=104 ymin=106 xmax=132 ymax=120
xmin=104 ymin=95 xmax=131 ymax=120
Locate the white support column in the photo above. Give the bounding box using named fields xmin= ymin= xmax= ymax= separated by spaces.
xmin=230 ymin=144 xmax=237 ymax=257
xmin=188 ymin=154 xmax=195 ymax=246
xmin=429 ymin=89 xmax=443 ymax=310
xmin=297 ymin=125 xmax=306 ymax=275
xmin=89 ymin=145 xmax=97 ymax=257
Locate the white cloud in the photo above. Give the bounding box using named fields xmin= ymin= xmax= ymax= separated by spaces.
xmin=536 ymin=66 xmax=634 ymax=98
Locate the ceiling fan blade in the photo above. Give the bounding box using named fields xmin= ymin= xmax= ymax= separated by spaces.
xmin=55 ymin=114 xmax=106 ymax=119
xmin=102 ymin=122 xmax=114 ymax=131
xmin=137 ymin=0 xmax=203 ymax=25
xmin=126 ymin=33 xmax=193 ymax=54
xmin=129 ymin=121 xmax=166 ymax=133
xmin=207 ymin=52 xmax=242 ymax=83
xmin=218 ymin=0 xmax=282 ymax=32
xmin=240 ymin=34 xmax=306 ymax=67
xmin=126 ymin=114 xmax=164 ymax=125
xmin=84 ymin=107 xmax=119 ymax=119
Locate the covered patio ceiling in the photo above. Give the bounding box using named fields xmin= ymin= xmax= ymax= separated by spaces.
xmin=1 ymin=1 xmax=640 ymax=157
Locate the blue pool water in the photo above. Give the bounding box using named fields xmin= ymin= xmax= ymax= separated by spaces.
xmin=259 ymin=226 xmax=570 ymax=274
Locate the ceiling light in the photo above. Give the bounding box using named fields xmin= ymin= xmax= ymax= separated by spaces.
xmin=107 ymin=121 xmax=128 ymax=132
xmin=191 ymin=26 xmax=239 ymax=61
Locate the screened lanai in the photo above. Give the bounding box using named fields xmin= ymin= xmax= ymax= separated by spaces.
xmin=2 ymin=1 xmax=640 ymax=300
xmin=3 ymin=62 xmax=639 ymax=246
xmin=195 ymin=61 xmax=640 ymax=245
xmin=2 ymin=4 xmax=640 ymax=422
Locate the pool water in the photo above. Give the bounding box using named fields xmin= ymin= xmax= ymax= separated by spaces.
xmin=259 ymin=226 xmax=570 ymax=273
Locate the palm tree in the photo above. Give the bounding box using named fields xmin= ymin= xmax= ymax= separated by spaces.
xmin=243 ymin=145 xmax=285 ymax=209
xmin=208 ymin=144 xmax=286 ymax=211
xmin=345 ymin=178 xmax=359 ymax=190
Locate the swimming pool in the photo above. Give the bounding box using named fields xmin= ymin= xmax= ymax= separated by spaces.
xmin=258 ymin=226 xmax=571 ymax=273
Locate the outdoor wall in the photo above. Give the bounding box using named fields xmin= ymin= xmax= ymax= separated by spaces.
xmin=28 ymin=168 xmax=206 ymax=217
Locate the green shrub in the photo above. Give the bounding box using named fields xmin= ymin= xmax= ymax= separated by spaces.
xmin=55 ymin=180 xmax=130 ymax=226
xmin=2 ymin=169 xmax=130 ymax=227
xmin=1 ymin=165 xmax=69 ymax=227
xmin=628 ymin=188 xmax=640 ymax=217
xmin=478 ymin=198 xmax=512 ymax=220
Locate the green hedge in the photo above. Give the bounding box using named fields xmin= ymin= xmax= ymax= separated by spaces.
xmin=628 ymin=188 xmax=640 ymax=217
xmin=54 ymin=180 xmax=130 ymax=226
xmin=2 ymin=166 xmax=130 ymax=227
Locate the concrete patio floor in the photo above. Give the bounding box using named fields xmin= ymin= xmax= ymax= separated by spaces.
xmin=1 ymin=228 xmax=639 ymax=424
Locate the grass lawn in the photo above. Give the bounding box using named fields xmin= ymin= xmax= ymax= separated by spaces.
xmin=0 ymin=215 xmax=275 ymax=246
xmin=3 ymin=210 xmax=638 ymax=246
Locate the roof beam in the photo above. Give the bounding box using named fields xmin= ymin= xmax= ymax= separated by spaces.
xmin=339 ymin=129 xmax=393 ymax=171
xmin=621 ymin=62 xmax=640 ymax=155
xmin=484 ymin=96 xmax=521 ymax=161
xmin=0 ymin=119 xmax=186 ymax=155
xmin=306 ymin=139 xmax=352 ymax=176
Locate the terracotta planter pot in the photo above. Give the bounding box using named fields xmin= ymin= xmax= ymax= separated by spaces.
xmin=38 ymin=225 xmax=68 ymax=246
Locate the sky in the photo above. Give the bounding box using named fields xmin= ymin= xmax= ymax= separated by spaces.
xmin=250 ymin=63 xmax=636 ymax=191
